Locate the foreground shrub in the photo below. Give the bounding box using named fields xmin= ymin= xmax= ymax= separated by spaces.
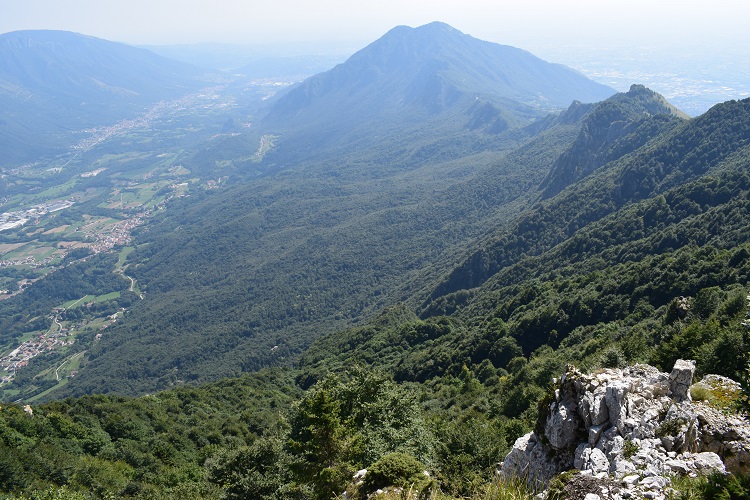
xmin=363 ymin=452 xmax=427 ymax=491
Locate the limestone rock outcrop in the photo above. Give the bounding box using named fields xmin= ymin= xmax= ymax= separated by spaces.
xmin=499 ymin=360 xmax=750 ymax=498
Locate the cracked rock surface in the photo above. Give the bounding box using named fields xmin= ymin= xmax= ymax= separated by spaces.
xmin=499 ymin=360 xmax=750 ymax=497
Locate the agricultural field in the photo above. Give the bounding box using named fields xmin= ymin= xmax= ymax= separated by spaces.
xmin=0 ymin=80 xmax=270 ymax=278
xmin=0 ymin=78 xmax=287 ymax=401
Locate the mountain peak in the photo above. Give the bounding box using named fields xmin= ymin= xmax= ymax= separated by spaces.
xmin=624 ymin=83 xmax=689 ymax=118
xmin=417 ymin=20 xmax=458 ymax=30
xmin=263 ymin=23 xmax=615 ymax=135
xmin=383 ymin=21 xmax=461 ymax=37
xmin=404 ymin=21 xmax=464 ymax=37
xmin=541 ymin=85 xmax=688 ymax=197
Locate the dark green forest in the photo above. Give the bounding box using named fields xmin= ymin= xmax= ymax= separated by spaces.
xmin=52 ymin=86 xmax=686 ymax=399
xmin=1 ymin=274 xmax=749 ymax=498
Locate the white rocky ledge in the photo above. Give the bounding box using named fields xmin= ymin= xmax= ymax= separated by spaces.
xmin=498 ymin=360 xmax=750 ymax=499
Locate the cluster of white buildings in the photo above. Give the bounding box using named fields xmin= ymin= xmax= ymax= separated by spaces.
xmin=0 ymin=325 xmax=72 ymax=385
xmin=87 ymin=213 xmax=146 ymax=253
xmin=0 ymin=199 xmax=74 ymax=232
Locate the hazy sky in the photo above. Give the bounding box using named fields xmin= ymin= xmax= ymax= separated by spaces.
xmin=1 ymin=0 xmax=748 ymax=51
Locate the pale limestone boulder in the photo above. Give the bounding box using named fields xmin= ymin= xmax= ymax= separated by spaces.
xmin=546 ymin=399 xmax=581 ymax=450
xmin=690 ymin=452 xmax=726 ymax=473
xmin=611 ymin=456 xmax=636 ymax=476
xmin=580 ymin=389 xmax=609 ymax=427
xmin=500 ymin=432 xmax=564 ymax=488
xmin=658 ymin=403 xmax=698 ymax=453
xmin=669 ymin=359 xmax=696 ymax=402
xmin=589 ymin=423 xmax=605 ymax=446
xmin=665 ymin=458 xmax=691 ymax=474
xmin=499 ymin=360 xmax=748 ymax=491
xmin=605 ymin=381 xmax=629 ymax=430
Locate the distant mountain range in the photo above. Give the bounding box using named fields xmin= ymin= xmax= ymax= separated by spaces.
xmin=0 ymin=30 xmax=207 ymax=163
xmin=0 ymin=25 xmax=615 ymax=166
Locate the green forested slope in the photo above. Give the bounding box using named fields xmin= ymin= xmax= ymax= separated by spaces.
xmin=4 ymin=94 xmax=750 ymax=499
xmin=270 ymin=98 xmax=750 ymax=498
xmin=429 ymin=97 xmax=750 ymax=302
xmin=0 ymin=369 xmax=300 ymax=498
xmin=58 ymin=126 xmax=562 ymax=396
xmin=300 ymin=98 xmax=750 ymax=410
xmin=52 ymin=88 xmax=708 ymax=398
xmin=51 ymin=34 xmax=622 ymax=397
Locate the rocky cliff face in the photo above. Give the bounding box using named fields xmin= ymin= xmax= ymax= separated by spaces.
xmin=540 ymin=84 xmax=687 ymax=199
xmin=499 ymin=360 xmax=750 ymax=498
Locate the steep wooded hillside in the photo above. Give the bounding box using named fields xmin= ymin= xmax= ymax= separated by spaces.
xmin=302 ymin=97 xmax=750 ymax=402
xmin=428 ymin=94 xmax=750 ymax=301
xmin=288 ymin=100 xmax=750 ymax=500
xmin=48 ymin=25 xmax=620 ymax=398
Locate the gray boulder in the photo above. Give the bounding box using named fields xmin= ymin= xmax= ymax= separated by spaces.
xmin=669 ymin=359 xmax=696 ymax=402
xmin=498 ymin=360 xmax=750 ymax=492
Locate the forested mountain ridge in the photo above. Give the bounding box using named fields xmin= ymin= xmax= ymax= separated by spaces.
xmin=541 ymin=84 xmax=688 ymax=198
xmin=0 ymin=30 xmax=203 ymax=101
xmin=300 ymin=96 xmax=750 ymax=387
xmin=426 ymin=95 xmax=750 ymax=304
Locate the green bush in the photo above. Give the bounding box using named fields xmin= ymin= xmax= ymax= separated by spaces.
xmin=363 ymin=452 xmax=426 ymax=491
xmin=599 ymin=347 xmax=626 ymax=369
xmin=690 ymin=384 xmax=711 ymax=402
xmin=672 ymin=471 xmax=750 ymax=499
xmin=623 ymin=439 xmax=639 ymax=459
